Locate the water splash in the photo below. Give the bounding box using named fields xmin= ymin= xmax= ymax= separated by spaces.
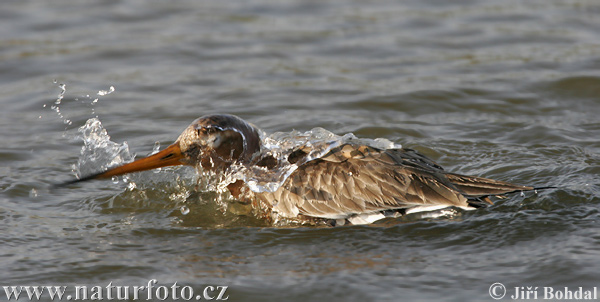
xmin=48 ymin=81 xmax=72 ymax=125
xmin=44 ymin=81 xmax=115 ymax=125
xmin=91 ymin=86 xmax=115 ymax=117
xmin=74 ymin=118 xmax=135 ymax=181
xmin=127 ymin=181 xmax=137 ymax=191
xmin=97 ymin=86 xmax=115 ymax=96
xmin=151 ymin=141 xmax=161 ymax=155
xmin=223 ymin=127 xmax=401 ymax=194
xmin=150 ymin=141 xmax=162 ymax=173
xmin=45 ymin=83 xmax=124 ymax=179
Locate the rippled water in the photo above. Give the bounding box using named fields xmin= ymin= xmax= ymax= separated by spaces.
xmin=2 ymin=0 xmax=600 ymax=301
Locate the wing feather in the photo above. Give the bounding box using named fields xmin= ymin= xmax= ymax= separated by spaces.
xmin=257 ymin=144 xmax=532 ymax=220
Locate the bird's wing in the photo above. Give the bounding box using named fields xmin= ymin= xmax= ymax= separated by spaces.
xmin=381 ymin=147 xmax=533 ymax=197
xmin=261 ymin=144 xmax=472 ymax=219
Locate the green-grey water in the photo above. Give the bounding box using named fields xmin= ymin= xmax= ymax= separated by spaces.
xmin=1 ymin=1 xmax=599 ymax=301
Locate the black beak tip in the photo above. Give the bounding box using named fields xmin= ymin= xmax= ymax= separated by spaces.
xmin=53 ymin=171 xmax=107 ymax=188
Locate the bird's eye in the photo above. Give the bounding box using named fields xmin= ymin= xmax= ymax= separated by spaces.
xmin=197 ymin=127 xmax=218 ymax=137
xmin=206 ymin=127 xmax=219 ymax=134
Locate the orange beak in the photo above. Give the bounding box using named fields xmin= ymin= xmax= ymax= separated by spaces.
xmin=61 ymin=143 xmax=185 ymax=186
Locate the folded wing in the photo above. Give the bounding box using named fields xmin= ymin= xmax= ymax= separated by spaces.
xmin=261 ymin=144 xmax=532 ymax=219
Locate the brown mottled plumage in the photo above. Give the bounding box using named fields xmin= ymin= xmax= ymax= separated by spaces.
xmin=62 ymin=114 xmax=538 ymax=225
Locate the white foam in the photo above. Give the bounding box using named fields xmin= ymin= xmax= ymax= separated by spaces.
xmin=225 ymin=128 xmax=402 ymax=195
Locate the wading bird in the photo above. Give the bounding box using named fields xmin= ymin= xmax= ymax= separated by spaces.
xmin=62 ymin=114 xmax=545 ymax=225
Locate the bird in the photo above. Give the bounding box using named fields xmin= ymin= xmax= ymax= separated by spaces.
xmin=61 ymin=114 xmax=546 ymax=225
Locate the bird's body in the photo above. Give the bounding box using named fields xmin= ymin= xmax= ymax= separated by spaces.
xmin=64 ymin=114 xmax=538 ymax=225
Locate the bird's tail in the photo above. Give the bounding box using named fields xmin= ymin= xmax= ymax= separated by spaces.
xmin=445 ymin=173 xmax=554 ymax=207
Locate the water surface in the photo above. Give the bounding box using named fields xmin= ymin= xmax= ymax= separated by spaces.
xmin=1 ymin=0 xmax=599 ymax=301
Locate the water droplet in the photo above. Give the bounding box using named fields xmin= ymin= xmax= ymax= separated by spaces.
xmin=180 ymin=206 xmax=190 ymax=215
xmin=520 ymin=191 xmax=525 ymax=197
xmin=152 ymin=141 xmax=160 ymax=154
xmin=29 ymin=188 xmax=38 ymax=198
xmin=111 ymin=176 xmax=119 ymax=184
xmin=97 ymin=86 xmax=115 ymax=96
xmin=127 ymin=181 xmax=137 ymax=191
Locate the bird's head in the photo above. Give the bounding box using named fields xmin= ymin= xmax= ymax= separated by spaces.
xmin=63 ymin=114 xmax=261 ymax=185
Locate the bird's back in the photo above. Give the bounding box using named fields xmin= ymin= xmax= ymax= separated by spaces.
xmin=257 ymin=144 xmax=532 ymax=221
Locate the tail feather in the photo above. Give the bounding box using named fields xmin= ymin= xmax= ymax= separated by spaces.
xmin=445 ymin=173 xmax=533 ymax=197
xmin=445 ymin=173 xmax=555 ymax=208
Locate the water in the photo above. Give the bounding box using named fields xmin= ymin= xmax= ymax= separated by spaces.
xmin=1 ymin=0 xmax=599 ymax=301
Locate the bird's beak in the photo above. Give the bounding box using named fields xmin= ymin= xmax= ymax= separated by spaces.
xmin=61 ymin=143 xmax=185 ymax=186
